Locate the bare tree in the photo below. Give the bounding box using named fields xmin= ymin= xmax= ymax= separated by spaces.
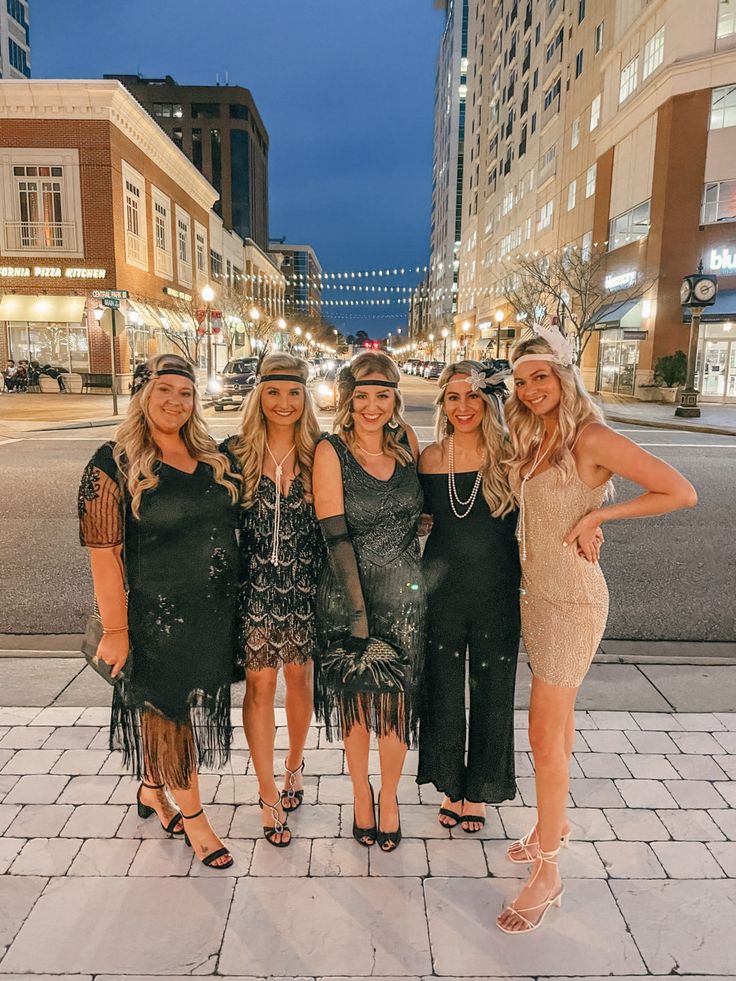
xmin=159 ymin=297 xmax=203 ymax=364
xmin=504 ymin=248 xmax=657 ymax=359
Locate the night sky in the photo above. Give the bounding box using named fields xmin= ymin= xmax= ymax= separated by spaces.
xmin=30 ymin=0 xmax=444 ymax=332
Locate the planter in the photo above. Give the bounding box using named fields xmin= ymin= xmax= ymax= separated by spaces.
xmin=660 ymin=386 xmax=680 ymax=404
xmin=636 ymin=386 xmax=662 ymax=403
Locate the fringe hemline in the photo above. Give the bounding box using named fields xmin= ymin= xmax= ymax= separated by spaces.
xmin=315 ymin=679 xmax=419 ymax=749
xmin=110 ymin=683 xmax=232 ymax=788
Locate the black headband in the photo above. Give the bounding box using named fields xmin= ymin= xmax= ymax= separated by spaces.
xmin=259 ymin=373 xmax=306 ymax=385
xmin=157 ymin=368 xmax=196 ymax=383
xmin=353 ymin=379 xmax=399 ymax=389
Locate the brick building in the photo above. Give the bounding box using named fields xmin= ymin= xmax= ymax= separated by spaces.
xmin=0 ymin=79 xmax=283 ymax=382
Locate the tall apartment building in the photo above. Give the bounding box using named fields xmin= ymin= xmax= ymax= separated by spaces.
xmin=456 ymin=0 xmax=736 ymax=403
xmin=269 ymin=241 xmax=322 ymax=320
xmin=1 ymin=0 xmax=30 ymax=78
xmin=428 ymin=0 xmax=469 ymax=329
xmin=108 ymin=75 xmax=269 ymax=252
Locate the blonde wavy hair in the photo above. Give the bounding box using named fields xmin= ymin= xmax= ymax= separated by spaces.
xmin=504 ymin=336 xmax=605 ymax=495
xmin=334 ymin=351 xmax=412 ymax=465
xmin=114 ymin=353 xmax=240 ymax=518
xmin=434 ymin=360 xmax=515 ymax=517
xmin=230 ymin=353 xmax=321 ymax=507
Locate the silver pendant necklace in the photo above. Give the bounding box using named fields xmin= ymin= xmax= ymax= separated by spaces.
xmin=265 ymin=443 xmax=295 ymax=566
xmin=447 ymin=434 xmax=483 ymax=519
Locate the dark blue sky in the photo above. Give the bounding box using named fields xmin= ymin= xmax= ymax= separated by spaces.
xmin=31 ymin=0 xmax=443 ymax=330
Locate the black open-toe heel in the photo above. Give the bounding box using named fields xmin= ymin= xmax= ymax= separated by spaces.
xmin=377 ymin=792 xmax=402 ymax=852
xmin=182 ymin=809 xmax=234 ymax=869
xmin=136 ymin=781 xmax=184 ymax=836
xmin=438 ymin=806 xmax=462 ymax=828
xmin=281 ymin=758 xmax=305 ymax=812
xmin=352 ymin=782 xmax=377 ymax=847
xmin=259 ymin=796 xmax=291 ymax=848
xmin=461 ymin=812 xmax=486 ymax=834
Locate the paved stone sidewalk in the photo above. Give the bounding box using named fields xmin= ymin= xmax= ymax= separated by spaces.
xmin=1 ymin=705 xmax=735 ymax=979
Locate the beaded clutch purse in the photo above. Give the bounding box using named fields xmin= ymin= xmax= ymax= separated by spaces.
xmin=319 ymin=636 xmax=407 ymax=695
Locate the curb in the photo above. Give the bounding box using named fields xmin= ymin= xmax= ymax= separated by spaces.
xmin=603 ymin=412 xmax=736 ymax=438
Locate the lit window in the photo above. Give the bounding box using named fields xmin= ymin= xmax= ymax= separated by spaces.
xmin=538 ymin=200 xmax=554 ymax=230
xmin=717 ymin=0 xmax=736 ymax=38
xmin=582 ymin=230 xmax=593 ymax=259
xmin=568 ymin=180 xmax=577 ymax=211
xmin=643 ymin=28 xmax=664 ymax=79
xmin=571 ymin=116 xmax=581 ymax=148
xmin=586 ymin=164 xmax=597 ymax=198
xmin=595 ymin=21 xmax=604 ymax=52
xmin=619 ymin=56 xmax=639 ymax=103
xmin=701 ymin=180 xmax=736 ymax=223
xmin=590 ymin=94 xmax=601 ymax=130
xmin=710 ymin=85 xmax=736 ymax=129
xmin=608 ymin=200 xmax=651 ymax=251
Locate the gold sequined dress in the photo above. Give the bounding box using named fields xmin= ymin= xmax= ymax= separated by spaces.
xmin=519 ymin=467 xmax=609 ymax=687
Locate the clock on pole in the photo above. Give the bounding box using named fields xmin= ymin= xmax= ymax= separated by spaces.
xmin=676 ymin=261 xmax=718 ymax=418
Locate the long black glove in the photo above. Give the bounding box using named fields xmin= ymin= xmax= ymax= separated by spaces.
xmin=320 ymin=514 xmax=369 ymax=644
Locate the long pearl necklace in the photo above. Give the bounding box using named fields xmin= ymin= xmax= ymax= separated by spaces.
xmin=447 ymin=434 xmax=483 ymax=519
xmin=266 ymin=443 xmax=295 ymax=566
xmin=516 ymin=428 xmax=558 ymax=562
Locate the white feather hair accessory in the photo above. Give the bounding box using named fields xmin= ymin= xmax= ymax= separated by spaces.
xmin=513 ymin=320 xmax=576 ymax=369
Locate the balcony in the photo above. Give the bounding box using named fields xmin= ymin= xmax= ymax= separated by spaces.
xmin=4 ymin=221 xmax=78 ymax=253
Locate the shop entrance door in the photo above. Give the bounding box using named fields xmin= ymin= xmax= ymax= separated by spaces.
xmin=696 ymin=339 xmax=736 ymax=401
xmin=597 ymin=332 xmax=640 ymax=396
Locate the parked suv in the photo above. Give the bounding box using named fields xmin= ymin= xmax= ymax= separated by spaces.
xmin=211 ymin=357 xmax=258 ymax=411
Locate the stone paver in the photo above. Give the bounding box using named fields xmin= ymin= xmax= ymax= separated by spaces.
xmin=651 ymin=840 xmax=726 ymax=878
xmin=595 ymin=840 xmax=666 ymax=877
xmin=9 ymin=837 xmax=82 ymax=876
xmin=67 ymin=838 xmax=141 ymax=876
xmin=0 ymin=876 xmax=47 ymax=948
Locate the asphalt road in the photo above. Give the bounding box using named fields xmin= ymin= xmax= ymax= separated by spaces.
xmin=1 ymin=374 xmax=734 ymax=641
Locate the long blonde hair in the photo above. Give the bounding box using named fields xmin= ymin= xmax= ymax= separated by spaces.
xmin=114 ymin=353 xmax=240 ymax=518
xmin=434 ymin=360 xmax=515 ymax=517
xmin=231 ymin=353 xmax=321 ymax=507
xmin=504 ymin=336 xmax=605 ymax=494
xmin=334 ymin=351 xmax=412 ymax=465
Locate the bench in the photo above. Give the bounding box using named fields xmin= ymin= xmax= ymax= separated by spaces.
xmin=81 ymin=373 xmax=113 ymax=393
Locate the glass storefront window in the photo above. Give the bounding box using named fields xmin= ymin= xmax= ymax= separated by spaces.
xmin=695 ymin=325 xmax=736 ymax=401
xmin=597 ymin=328 xmax=640 ymax=396
xmin=7 ymin=323 xmax=89 ymax=372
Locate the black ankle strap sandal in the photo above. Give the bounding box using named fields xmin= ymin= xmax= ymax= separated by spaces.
xmin=136 ymin=781 xmax=184 ymax=836
xmin=182 ymin=809 xmax=234 ymax=869
xmin=281 ymin=758 xmax=305 ymax=811
xmin=258 ymin=796 xmax=291 ymax=848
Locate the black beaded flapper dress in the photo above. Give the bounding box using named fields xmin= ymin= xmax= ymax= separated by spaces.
xmin=315 ymin=434 xmax=426 ymax=746
xmin=223 ymin=435 xmax=325 ymax=674
xmin=417 ymin=470 xmax=521 ymax=803
xmin=78 ymin=441 xmax=239 ymax=786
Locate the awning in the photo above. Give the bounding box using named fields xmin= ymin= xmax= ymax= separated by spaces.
xmin=683 ymin=289 xmax=736 ymax=322
xmin=126 ymin=300 xmax=161 ymax=329
xmin=591 ymin=299 xmax=641 ymax=326
xmin=0 ymin=294 xmax=86 ymax=323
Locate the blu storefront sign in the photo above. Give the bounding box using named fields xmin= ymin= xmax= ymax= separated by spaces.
xmin=708 ymin=247 xmax=736 ymax=272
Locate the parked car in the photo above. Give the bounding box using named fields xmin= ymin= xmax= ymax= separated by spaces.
xmin=210 ymin=357 xmax=258 ymax=411
xmin=404 ymin=359 xmax=421 ymax=375
xmin=423 ymin=360 xmax=446 ymax=380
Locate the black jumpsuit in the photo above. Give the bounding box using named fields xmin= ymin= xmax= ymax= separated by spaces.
xmin=417 ymin=471 xmax=521 ymax=803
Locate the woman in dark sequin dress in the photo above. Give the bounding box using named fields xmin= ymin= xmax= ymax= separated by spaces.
xmin=313 ymin=352 xmax=426 ymax=852
xmin=417 ymin=360 xmax=520 ymax=834
xmin=78 ymin=354 xmax=240 ymax=870
xmin=223 ymin=354 xmax=324 ymax=848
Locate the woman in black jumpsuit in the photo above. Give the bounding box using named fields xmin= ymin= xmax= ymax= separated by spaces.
xmin=417 ymin=360 xmax=521 ymax=831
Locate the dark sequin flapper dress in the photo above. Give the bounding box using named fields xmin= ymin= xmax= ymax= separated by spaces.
xmin=78 ymin=441 xmax=239 ymax=785
xmin=315 ymin=434 xmax=426 ymax=746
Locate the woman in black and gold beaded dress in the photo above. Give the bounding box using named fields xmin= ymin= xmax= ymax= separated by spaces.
xmin=313 ymin=351 xmax=426 ymax=853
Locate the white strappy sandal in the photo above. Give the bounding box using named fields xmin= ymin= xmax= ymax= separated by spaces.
xmin=497 ymin=847 xmax=565 ymax=935
xmin=507 ymin=824 xmax=570 ymax=864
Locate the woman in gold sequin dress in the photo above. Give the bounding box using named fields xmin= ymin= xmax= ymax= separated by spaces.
xmin=496 ymin=328 xmax=697 ymax=935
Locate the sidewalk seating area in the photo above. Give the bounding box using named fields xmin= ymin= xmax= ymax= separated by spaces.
xmin=0 ymin=656 xmax=735 ymax=979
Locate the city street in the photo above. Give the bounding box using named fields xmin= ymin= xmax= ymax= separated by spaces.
xmin=1 ymin=374 xmax=734 ymax=642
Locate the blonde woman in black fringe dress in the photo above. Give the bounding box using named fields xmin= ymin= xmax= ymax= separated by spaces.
xmin=78 ymin=354 xmax=240 ymax=870
xmin=222 ymin=353 xmax=324 ymax=848
xmin=313 ymin=351 xmax=426 ymax=852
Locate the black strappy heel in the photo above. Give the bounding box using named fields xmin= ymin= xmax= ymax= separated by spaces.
xmin=352 ymin=782 xmax=377 ymax=847
xmin=281 ymin=758 xmax=305 ymax=812
xmin=259 ymin=796 xmax=291 ymax=848
xmin=136 ymin=782 xmax=184 ymax=836
xmin=377 ymin=792 xmax=402 ymax=852
xmin=182 ymin=809 xmax=234 ymax=869
xmin=438 ymin=806 xmax=462 ymax=828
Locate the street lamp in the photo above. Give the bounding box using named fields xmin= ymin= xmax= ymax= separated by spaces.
xmin=495 ymin=309 xmax=504 ymax=358
xmin=428 ymin=332 xmax=435 ymax=357
xmin=201 ymin=284 xmax=215 ymax=390
xmin=441 ymin=327 xmax=449 ymax=362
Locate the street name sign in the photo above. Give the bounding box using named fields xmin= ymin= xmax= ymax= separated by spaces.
xmin=92 ymin=289 xmax=129 ymax=300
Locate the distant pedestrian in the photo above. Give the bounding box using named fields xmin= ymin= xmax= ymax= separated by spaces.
xmin=417 ymin=360 xmax=521 ymax=833
xmin=3 ymin=360 xmax=17 ymax=391
xmin=77 ymin=353 xmax=242 ymax=871
xmin=313 ymin=352 xmax=426 ymax=852
xmin=222 ymin=353 xmax=325 ymax=849
xmin=496 ymin=325 xmax=697 ymax=935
